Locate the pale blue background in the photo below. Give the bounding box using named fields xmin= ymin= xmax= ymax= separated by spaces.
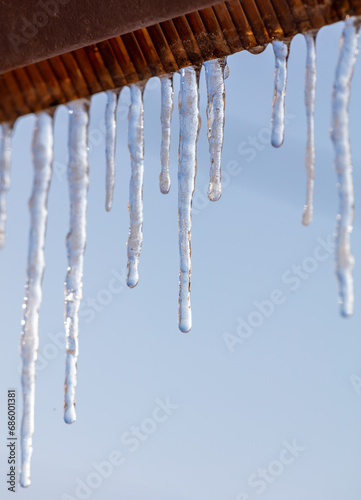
xmin=1 ymin=20 xmax=361 ymax=499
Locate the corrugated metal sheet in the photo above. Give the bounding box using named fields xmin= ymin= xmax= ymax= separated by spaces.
xmin=0 ymin=0 xmax=359 ymax=123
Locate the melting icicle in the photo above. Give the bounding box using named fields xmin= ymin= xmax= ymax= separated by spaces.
xmin=0 ymin=123 xmax=12 ymax=248
xmin=178 ymin=66 xmax=201 ymax=333
xmin=64 ymin=99 xmax=90 ymax=424
xmin=271 ymin=40 xmax=290 ymax=148
xmin=159 ymin=75 xmax=173 ymax=194
xmin=331 ymin=17 xmax=360 ymax=318
xmin=127 ymin=84 xmax=145 ymax=288
xmin=105 ymin=90 xmax=118 ymax=212
xmin=302 ymin=32 xmax=317 ymax=226
xmin=204 ymin=57 xmax=226 ymax=202
xmin=20 ymin=111 xmax=53 ymax=488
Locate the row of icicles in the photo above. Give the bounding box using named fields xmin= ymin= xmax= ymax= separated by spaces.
xmin=0 ymin=16 xmax=358 ymax=487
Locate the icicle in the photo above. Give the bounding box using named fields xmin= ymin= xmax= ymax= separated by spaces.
xmin=204 ymin=57 xmax=226 ymax=202
xmin=302 ymin=32 xmax=317 ymax=226
xmin=331 ymin=17 xmax=360 ymax=318
xmin=127 ymin=83 xmax=145 ymax=288
xmin=271 ymin=40 xmax=290 ymax=148
xmin=0 ymin=122 xmax=12 ymax=248
xmin=64 ymin=99 xmax=89 ymax=424
xmin=20 ymin=111 xmax=53 ymax=488
xmin=105 ymin=90 xmax=118 ymax=212
xmin=159 ymin=75 xmax=173 ymax=194
xmin=178 ymin=66 xmax=201 ymax=333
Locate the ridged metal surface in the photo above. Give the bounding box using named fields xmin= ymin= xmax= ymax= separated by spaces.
xmin=0 ymin=0 xmax=360 ymax=123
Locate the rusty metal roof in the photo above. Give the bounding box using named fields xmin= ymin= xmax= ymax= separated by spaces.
xmin=0 ymin=0 xmax=359 ymax=123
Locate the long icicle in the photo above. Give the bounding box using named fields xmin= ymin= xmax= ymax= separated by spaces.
xmin=204 ymin=57 xmax=226 ymax=202
xmin=302 ymin=32 xmax=317 ymax=226
xmin=105 ymin=89 xmax=118 ymax=211
xmin=0 ymin=122 xmax=13 ymax=248
xmin=271 ymin=40 xmax=290 ymax=148
xmin=20 ymin=111 xmax=53 ymax=488
xmin=159 ymin=75 xmax=173 ymax=194
xmin=64 ymin=99 xmax=90 ymax=424
xmin=127 ymin=83 xmax=145 ymax=288
xmin=331 ymin=17 xmax=360 ymax=317
xmin=178 ymin=66 xmax=201 ymax=333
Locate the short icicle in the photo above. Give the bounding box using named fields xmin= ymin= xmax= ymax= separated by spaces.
xmin=20 ymin=111 xmax=53 ymax=488
xmin=204 ymin=57 xmax=227 ymax=202
xmin=159 ymin=75 xmax=173 ymax=194
xmin=105 ymin=90 xmax=118 ymax=211
xmin=302 ymin=32 xmax=317 ymax=226
xmin=271 ymin=40 xmax=290 ymax=148
xmin=64 ymin=99 xmax=90 ymax=424
xmin=127 ymin=83 xmax=145 ymax=288
xmin=331 ymin=16 xmax=361 ymax=317
xmin=0 ymin=122 xmax=13 ymax=248
xmin=178 ymin=66 xmax=201 ymax=333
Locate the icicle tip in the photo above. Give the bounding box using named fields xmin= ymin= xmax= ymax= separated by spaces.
xmin=207 ymin=181 xmax=222 ymax=202
xmin=127 ymin=259 xmax=139 ymax=288
xmin=159 ymin=171 xmax=171 ymax=194
xmin=302 ymin=206 xmax=313 ymax=226
xmin=19 ymin=471 xmax=31 ymax=488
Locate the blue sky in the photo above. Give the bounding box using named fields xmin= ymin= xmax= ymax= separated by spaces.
xmin=1 ymin=20 xmax=361 ymax=500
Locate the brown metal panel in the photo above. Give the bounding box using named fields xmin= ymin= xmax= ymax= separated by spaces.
xmin=97 ymin=41 xmax=127 ymax=89
xmin=83 ymin=45 xmax=115 ymax=90
xmin=48 ymin=56 xmax=79 ymax=102
xmin=134 ymin=29 xmax=166 ymax=76
xmin=146 ymin=24 xmax=180 ymax=74
xmin=0 ymin=0 xmax=223 ymax=73
xmin=36 ymin=59 xmax=67 ymax=105
xmin=108 ymin=37 xmax=139 ymax=85
xmin=0 ymin=0 xmax=360 ymax=122
xmin=12 ymin=68 xmax=41 ymax=113
xmin=228 ymin=0 xmax=270 ymax=45
xmin=72 ymin=49 xmax=103 ymax=95
xmin=172 ymin=15 xmax=204 ymax=65
xmin=187 ymin=11 xmax=216 ymax=59
xmin=121 ymin=32 xmax=153 ymax=81
xmin=24 ymin=65 xmax=54 ymax=110
xmin=199 ymin=7 xmax=232 ymax=56
xmin=59 ymin=52 xmax=90 ymax=98
xmin=212 ymin=3 xmax=253 ymax=52
xmin=159 ymin=20 xmax=191 ymax=68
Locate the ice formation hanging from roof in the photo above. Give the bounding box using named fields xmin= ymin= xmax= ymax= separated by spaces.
xmin=159 ymin=75 xmax=173 ymax=194
xmin=127 ymin=83 xmax=145 ymax=289
xmin=105 ymin=89 xmax=118 ymax=212
xmin=271 ymin=40 xmax=290 ymax=148
xmin=330 ymin=16 xmax=361 ymax=317
xmin=177 ymin=66 xmax=201 ymax=333
xmin=204 ymin=57 xmax=227 ymax=202
xmin=302 ymin=32 xmax=317 ymax=226
xmin=20 ymin=111 xmax=53 ymax=487
xmin=64 ymin=99 xmax=90 ymax=424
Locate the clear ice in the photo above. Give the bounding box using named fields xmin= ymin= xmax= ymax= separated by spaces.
xmin=159 ymin=75 xmax=173 ymax=194
xmin=204 ymin=57 xmax=226 ymax=202
xmin=64 ymin=99 xmax=90 ymax=424
xmin=20 ymin=111 xmax=53 ymax=487
xmin=178 ymin=66 xmax=201 ymax=333
xmin=105 ymin=90 xmax=118 ymax=212
xmin=127 ymin=83 xmax=145 ymax=288
xmin=0 ymin=122 xmax=12 ymax=248
xmin=331 ymin=16 xmax=360 ymax=317
xmin=271 ymin=40 xmax=290 ymax=148
xmin=302 ymin=32 xmax=317 ymax=226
